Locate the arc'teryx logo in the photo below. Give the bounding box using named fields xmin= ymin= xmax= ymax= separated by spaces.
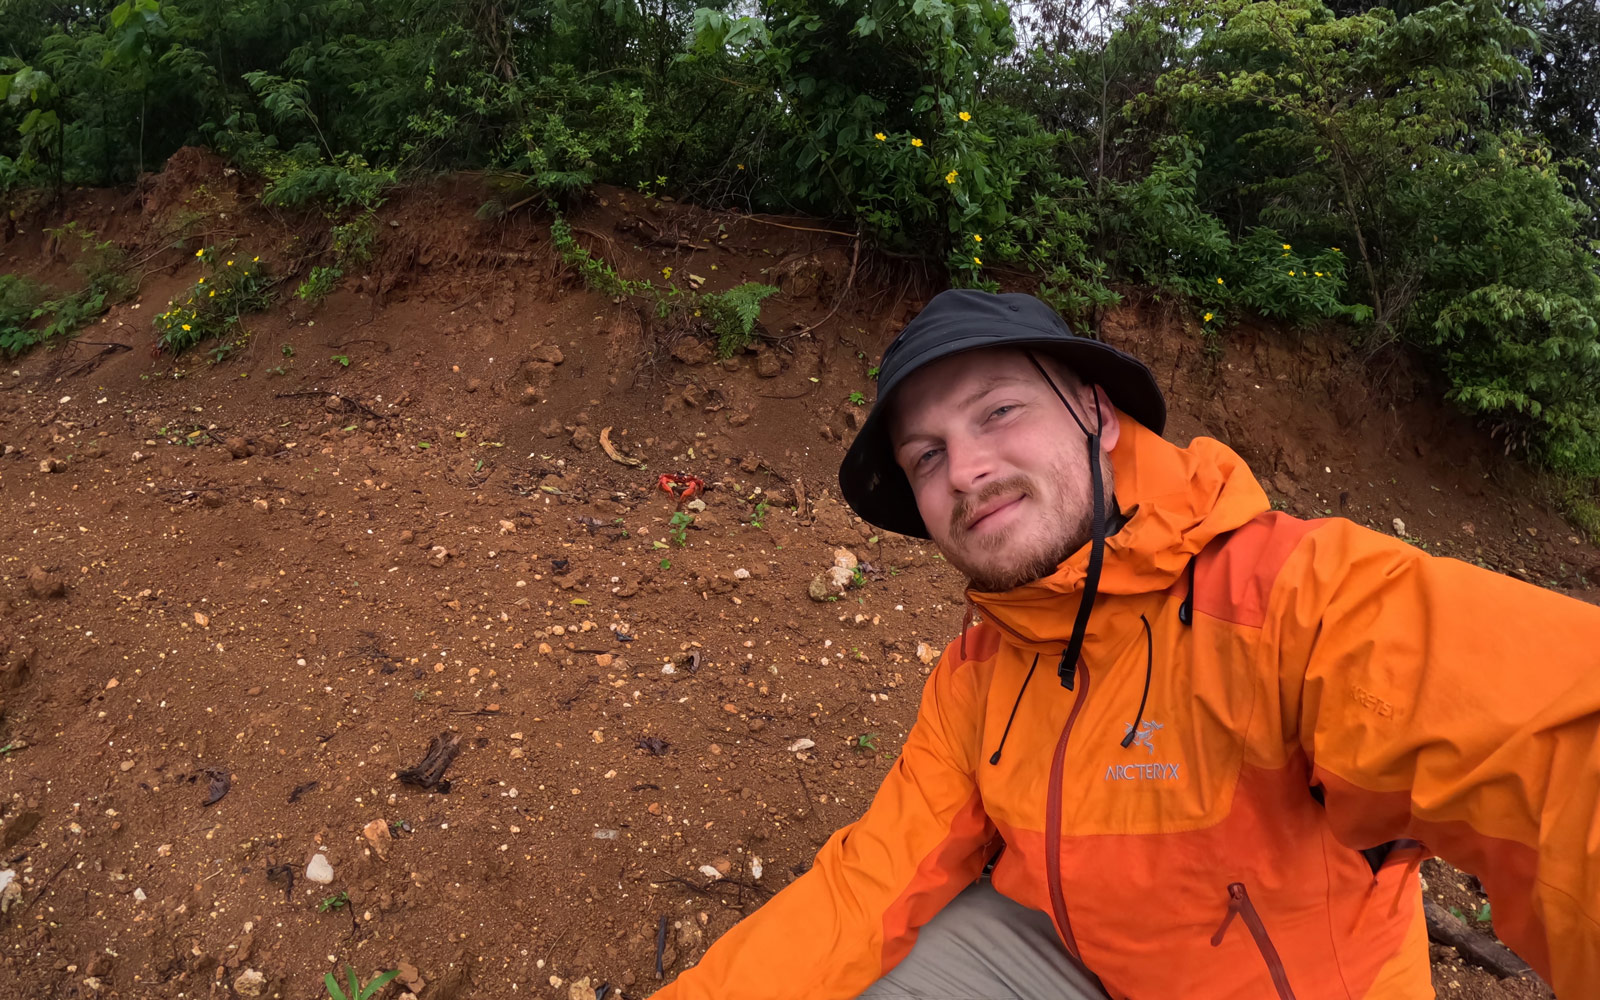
xmin=1105 ymin=720 xmax=1181 ymax=781
xmin=1123 ymin=720 xmax=1162 ymax=755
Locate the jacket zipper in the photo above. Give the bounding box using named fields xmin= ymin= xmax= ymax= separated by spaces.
xmin=1043 ymin=660 xmax=1098 ymax=985
xmin=1211 ymin=882 xmax=1298 ymax=1000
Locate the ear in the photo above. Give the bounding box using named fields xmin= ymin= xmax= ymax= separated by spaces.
xmin=1092 ymin=385 xmax=1121 ymax=452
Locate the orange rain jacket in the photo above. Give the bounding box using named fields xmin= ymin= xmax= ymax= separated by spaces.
xmin=651 ymin=417 xmax=1600 ymax=999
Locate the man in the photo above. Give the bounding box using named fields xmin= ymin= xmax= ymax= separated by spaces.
xmin=649 ymin=290 xmax=1600 ymax=999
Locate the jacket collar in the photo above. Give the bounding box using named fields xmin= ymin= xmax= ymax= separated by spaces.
xmin=966 ymin=416 xmax=1269 ymax=652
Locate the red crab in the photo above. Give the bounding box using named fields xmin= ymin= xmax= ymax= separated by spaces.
xmin=657 ymin=473 xmax=705 ymax=505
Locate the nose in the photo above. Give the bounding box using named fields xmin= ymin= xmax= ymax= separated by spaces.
xmin=942 ymin=433 xmax=996 ymax=496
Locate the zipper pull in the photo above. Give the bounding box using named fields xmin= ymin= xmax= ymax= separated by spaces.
xmin=1057 ymin=648 xmax=1076 ymax=690
xmin=1210 ymin=883 xmax=1245 ymax=946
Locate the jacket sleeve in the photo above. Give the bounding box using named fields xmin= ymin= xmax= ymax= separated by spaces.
xmin=1271 ymin=518 xmax=1600 ymax=990
xmin=648 ymin=644 xmax=996 ymax=1000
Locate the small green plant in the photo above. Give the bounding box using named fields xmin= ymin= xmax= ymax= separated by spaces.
xmin=332 ymin=354 xmax=350 ymax=367
xmin=267 ymin=364 xmax=289 ymax=376
xmin=319 ymin=890 xmax=350 ymax=912
xmin=749 ymin=501 xmax=770 ymax=528
xmin=550 ymin=212 xmax=646 ymax=299
xmin=154 ymin=247 xmax=272 ymax=355
xmin=854 ymin=732 xmax=879 ymax=751
xmin=851 ymin=566 xmax=867 ymax=588
xmin=702 ymin=282 xmax=779 ymax=358
xmin=668 ymin=510 xmax=694 ymax=546
xmin=867 ymin=366 xmax=880 ymax=379
xmin=282 ymin=344 xmax=294 ymax=357
xmin=848 ymin=391 xmax=867 ymax=406
xmin=296 ymin=265 xmax=343 ymax=305
xmin=658 ymin=557 xmax=672 ymax=569
xmin=323 ymin=965 xmax=400 ymax=1000
xmin=0 ymin=741 xmax=21 ymax=757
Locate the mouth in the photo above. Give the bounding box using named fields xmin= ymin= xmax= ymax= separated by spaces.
xmin=965 ymin=495 xmax=1024 ymax=533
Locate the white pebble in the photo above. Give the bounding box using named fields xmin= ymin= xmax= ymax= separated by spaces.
xmin=305 ymin=853 xmax=334 ymax=884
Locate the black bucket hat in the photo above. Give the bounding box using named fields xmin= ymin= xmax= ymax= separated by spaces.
xmin=838 ymin=289 xmax=1165 ymax=539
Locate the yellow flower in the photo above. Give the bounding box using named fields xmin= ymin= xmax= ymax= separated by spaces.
xmin=252 ymin=256 xmax=260 ymax=262
xmin=972 ymin=256 xmax=982 ymax=266
xmin=1281 ymin=243 xmax=1291 ymax=250
xmin=736 ymin=163 xmax=745 ymax=170
xmin=197 ymin=277 xmax=205 ymax=284
xmin=973 ymin=235 xmax=982 ymax=243
xmin=181 ymin=324 xmax=191 ymax=331
xmin=958 ymin=111 xmax=971 ymax=122
xmin=1216 ymin=277 xmax=1224 ymax=285
xmin=1288 ymin=269 xmax=1295 ymax=275
xmin=662 ymin=267 xmax=673 ymax=279
xmin=910 ymin=137 xmax=924 ymax=148
xmin=195 ymin=248 xmax=205 ymax=258
xmin=1203 ymin=312 xmax=1213 ymax=322
xmin=226 ymin=260 xmax=233 ymax=266
xmin=209 ymin=290 xmax=216 ymax=297
xmin=1314 ymin=271 xmax=1324 ymax=277
xmin=1331 ymin=246 xmax=1341 ymax=252
xmin=945 ymin=170 xmax=959 ymax=184
xmin=874 ymin=132 xmax=887 ymax=142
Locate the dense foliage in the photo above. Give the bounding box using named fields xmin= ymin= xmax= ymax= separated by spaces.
xmin=2 ymin=0 xmax=1598 ymax=478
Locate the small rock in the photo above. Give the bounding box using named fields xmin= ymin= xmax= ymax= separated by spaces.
xmin=568 ymin=977 xmax=597 ymax=1000
xmin=530 ymin=343 xmax=565 ymax=366
xmin=305 ymin=852 xmax=334 ymax=884
xmin=362 ymin=819 xmax=392 ymax=859
xmin=252 ymin=499 xmax=270 ymax=513
xmin=592 ymin=829 xmax=619 ymax=840
xmin=571 ymin=426 xmax=596 ymax=451
xmin=697 ymin=864 xmax=724 ymax=881
xmin=119 ymin=760 xmax=135 ymax=771
xmin=916 ymin=642 xmax=938 ymax=666
xmin=826 ymin=565 xmax=855 ymax=590
xmin=755 ymin=351 xmax=782 ymax=378
xmin=25 ymin=564 xmax=66 ymax=599
xmin=429 ymin=545 xmax=450 ymax=567
xmin=130 ymin=450 xmax=147 ymax=463
xmin=520 ymin=386 xmax=541 ymax=406
xmin=672 ymin=338 xmax=713 ymax=366
xmin=38 ymin=457 xmax=61 ymax=473
xmin=498 ymin=519 xmax=516 ymax=534
xmin=807 ymin=575 xmax=831 ymax=602
xmin=324 ymin=395 xmax=344 ymax=412
xmin=710 ymin=856 xmax=732 ymax=876
xmin=832 ymin=548 xmax=858 ymax=570
xmin=193 ymin=611 xmax=210 ymax=627
xmin=465 ymin=378 xmax=482 ymax=393
xmin=0 ymin=871 xmax=19 ymax=914
xmin=786 ymin=738 xmax=816 ymax=753
xmin=1392 ymin=517 xmax=1406 ymax=536
xmin=733 ymin=568 xmax=750 ymax=580
xmin=233 ymin=969 xmax=267 ymax=997
xmin=396 ymin=961 xmax=425 ymax=994
xmin=751 ymin=856 xmax=763 ymax=880
xmin=132 ymin=887 xmax=146 ymax=902
xmin=1461 ymin=522 xmax=1476 ymax=537
xmin=539 ymin=418 xmax=565 ymax=438
xmin=224 ymin=436 xmax=252 ymax=459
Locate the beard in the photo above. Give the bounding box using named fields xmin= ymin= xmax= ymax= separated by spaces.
xmin=941 ymin=454 xmax=1116 ymax=594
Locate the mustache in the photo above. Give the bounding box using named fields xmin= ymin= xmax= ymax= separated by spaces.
xmin=950 ymin=476 xmax=1033 ymax=535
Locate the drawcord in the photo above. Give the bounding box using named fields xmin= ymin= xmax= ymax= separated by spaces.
xmin=988 ymin=654 xmax=1039 ymax=765
xmin=1024 ymin=352 xmax=1106 ymax=692
xmin=1120 ymin=615 xmax=1154 ymax=749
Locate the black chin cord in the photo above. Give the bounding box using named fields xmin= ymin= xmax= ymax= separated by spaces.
xmin=1025 ymin=353 xmax=1107 ymax=691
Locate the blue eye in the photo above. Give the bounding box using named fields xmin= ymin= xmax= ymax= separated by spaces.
xmin=990 ymin=405 xmax=1015 ymax=419
xmin=917 ymin=447 xmax=942 ymax=467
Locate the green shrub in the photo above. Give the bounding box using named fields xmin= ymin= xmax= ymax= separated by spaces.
xmin=154 ymin=246 xmax=273 ymax=354
xmin=703 ymin=283 xmax=779 ymax=358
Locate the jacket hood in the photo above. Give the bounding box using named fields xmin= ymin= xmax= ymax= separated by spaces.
xmin=967 ymin=415 xmax=1269 ymax=651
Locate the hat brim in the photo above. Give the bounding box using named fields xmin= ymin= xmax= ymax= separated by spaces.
xmin=838 ymin=336 xmax=1165 ymax=539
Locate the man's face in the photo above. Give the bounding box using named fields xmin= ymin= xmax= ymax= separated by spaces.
xmin=889 ymin=348 xmax=1119 ymax=593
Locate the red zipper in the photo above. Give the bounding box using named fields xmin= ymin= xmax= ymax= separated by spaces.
xmin=1043 ymin=660 xmax=1098 ymax=985
xmin=1211 ymin=882 xmax=1298 ymax=1000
